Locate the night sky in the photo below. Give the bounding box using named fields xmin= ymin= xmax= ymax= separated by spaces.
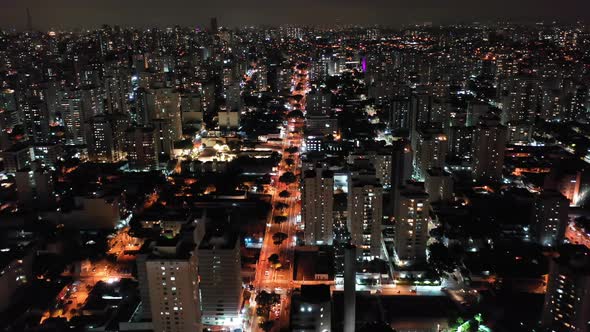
xmin=1 ymin=0 xmax=589 ymax=30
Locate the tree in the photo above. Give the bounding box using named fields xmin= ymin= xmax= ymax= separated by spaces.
xmin=256 ymin=290 xmax=280 ymax=307
xmin=259 ymin=320 xmax=274 ymax=332
xmin=279 ymin=190 xmax=290 ymax=198
xmin=268 ymin=254 xmax=280 ymax=264
xmin=273 ymin=215 xmax=288 ymax=224
xmin=286 ymin=110 xmax=304 ymax=119
xmin=272 ymin=232 xmax=288 ymax=244
xmin=291 ymin=94 xmax=304 ymax=102
xmin=279 ymin=172 xmax=296 ymax=184
xmin=256 ymin=306 xmax=270 ymax=317
xmin=275 ymin=202 xmax=289 ymax=210
xmin=285 ymin=146 xmax=298 ymax=154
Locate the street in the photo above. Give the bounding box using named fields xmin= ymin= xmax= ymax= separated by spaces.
xmin=248 ymin=63 xmax=308 ymax=331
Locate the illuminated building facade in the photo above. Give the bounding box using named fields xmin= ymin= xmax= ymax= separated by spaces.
xmin=532 ymin=190 xmax=569 ymax=247
xmin=471 ymin=114 xmax=507 ymax=182
xmin=347 ymin=171 xmax=383 ymax=260
xmin=393 ymin=182 xmax=430 ymax=266
xmin=542 ymin=245 xmax=590 ymax=332
xmin=303 ymin=166 xmax=334 ymax=245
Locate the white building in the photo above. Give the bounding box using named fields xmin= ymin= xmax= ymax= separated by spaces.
xmin=147 ymin=87 xmax=182 ymax=140
xmin=198 ymin=233 xmax=242 ymax=327
xmin=290 ymin=284 xmax=332 ymax=332
xmin=347 ymin=170 xmax=383 ymax=260
xmin=217 ymin=107 xmax=240 ymax=130
xmin=394 ymin=182 xmax=430 ymax=266
xmin=303 ymin=166 xmax=334 ymax=245
xmin=141 ymin=244 xmax=202 ymax=332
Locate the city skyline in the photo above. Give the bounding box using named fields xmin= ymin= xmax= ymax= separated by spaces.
xmin=1 ymin=0 xmax=590 ymax=30
xmin=1 ymin=9 xmax=590 ymax=332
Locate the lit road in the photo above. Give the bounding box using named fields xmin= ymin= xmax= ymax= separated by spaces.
xmin=107 ymin=226 xmax=144 ymax=262
xmin=249 ymin=63 xmax=308 ymax=332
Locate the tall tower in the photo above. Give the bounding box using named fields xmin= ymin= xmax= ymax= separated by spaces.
xmin=198 ymin=232 xmax=242 ymax=327
xmin=303 ymin=166 xmax=334 ymax=245
xmin=347 ymin=169 xmax=383 ymax=260
xmin=210 ymin=17 xmax=218 ymax=33
xmin=26 ymin=8 xmax=33 ymax=32
xmin=344 ymin=245 xmax=356 ymax=332
xmin=471 ymin=113 xmax=507 ymax=182
xmin=394 ymin=182 xmax=430 ymax=266
xmin=137 ymin=239 xmax=202 ymax=332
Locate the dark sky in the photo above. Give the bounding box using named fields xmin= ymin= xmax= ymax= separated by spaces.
xmin=1 ymin=0 xmax=589 ymax=30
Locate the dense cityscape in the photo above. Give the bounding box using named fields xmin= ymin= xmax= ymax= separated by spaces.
xmin=0 ymin=9 xmax=589 ymax=332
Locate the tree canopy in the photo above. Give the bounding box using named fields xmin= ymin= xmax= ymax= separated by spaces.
xmin=268 ymin=254 xmax=280 ymax=264
xmin=272 ymin=232 xmax=288 ymax=244
xmin=273 ymin=215 xmax=288 ymax=224
xmin=279 ymin=171 xmax=297 ymax=184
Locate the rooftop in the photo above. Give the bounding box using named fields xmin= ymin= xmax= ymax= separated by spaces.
xmin=198 ymin=231 xmax=239 ymax=250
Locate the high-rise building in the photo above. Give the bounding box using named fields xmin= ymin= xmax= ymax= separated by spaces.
xmin=541 ymin=245 xmax=590 ymax=332
xmin=410 ymin=89 xmax=434 ymax=132
xmin=307 ymin=89 xmax=332 ymax=114
xmin=210 ymin=17 xmax=218 ymax=33
xmin=85 ymin=114 xmax=129 ymax=162
xmin=532 ymin=190 xmax=569 ymax=247
xmin=140 ymin=242 xmax=202 ymax=332
xmin=393 ymin=182 xmax=430 ymax=266
xmin=414 ymin=127 xmax=448 ymax=181
xmin=26 ymin=8 xmax=33 ymax=32
xmin=124 ymin=126 xmax=158 ymax=170
xmin=349 ymin=151 xmax=390 ymax=190
xmin=348 ymin=145 xmax=411 ymax=191
xmin=424 ymin=167 xmax=454 ymax=203
xmin=80 ymin=86 xmax=105 ymax=122
xmin=217 ymin=106 xmax=240 ymax=131
xmin=59 ymin=89 xmax=85 ymax=144
xmin=471 ymin=113 xmax=507 ymax=182
xmin=544 ymin=164 xmax=583 ymax=206
xmin=197 ymin=232 xmax=242 ymax=327
xmin=22 ymin=98 xmax=50 ymax=143
xmin=180 ymin=93 xmax=203 ymax=129
xmin=290 ymin=285 xmax=332 ymax=332
xmin=0 ymin=88 xmax=19 ymax=131
xmin=147 ymin=87 xmax=182 ymax=140
xmin=497 ymin=75 xmax=540 ymax=123
xmin=386 ymin=96 xmax=411 ymax=130
xmin=224 ymin=83 xmax=242 ymax=111
xmin=1 ymin=142 xmax=33 ymax=173
xmin=15 ymin=165 xmax=53 ymax=210
xmin=447 ymin=126 xmax=474 ymax=162
xmin=347 ymin=170 xmax=383 ymax=260
xmin=305 ymin=114 xmax=338 ymax=137
xmin=303 ymin=166 xmax=334 ymax=245
xmin=343 ymin=245 xmax=356 ymax=332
